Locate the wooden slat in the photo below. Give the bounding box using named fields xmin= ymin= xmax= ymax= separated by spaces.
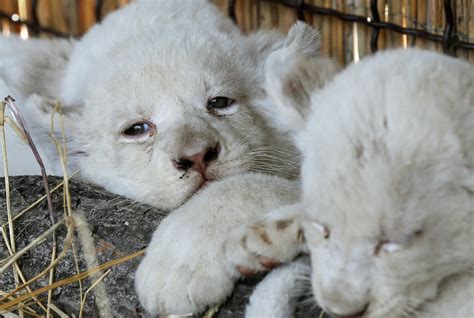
xmin=51 ymin=0 xmax=69 ymax=34
xmin=331 ymin=0 xmax=345 ymax=65
xmin=257 ymin=2 xmax=278 ymax=30
xmin=376 ymin=0 xmax=386 ymax=50
xmin=425 ymin=0 xmax=442 ymax=52
xmin=320 ymin=0 xmax=332 ymax=56
xmin=388 ymin=0 xmax=402 ymax=48
xmin=0 ymin=0 xmax=19 ymax=35
xmin=77 ymin=0 xmax=95 ymax=35
xmin=1 ymin=0 xmax=473 ymax=64
xmin=415 ymin=0 xmax=427 ymax=49
xmin=277 ymin=5 xmax=297 ymax=33
xmin=353 ymin=0 xmax=365 ymax=59
xmin=456 ymin=0 xmax=473 ymax=61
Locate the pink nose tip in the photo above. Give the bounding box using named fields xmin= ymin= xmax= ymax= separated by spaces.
xmin=172 ymin=145 xmax=219 ymax=176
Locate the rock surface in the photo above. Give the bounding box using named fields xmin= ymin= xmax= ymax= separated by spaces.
xmin=0 ymin=176 xmax=323 ymax=317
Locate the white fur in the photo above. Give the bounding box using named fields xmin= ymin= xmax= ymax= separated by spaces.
xmin=1 ymin=1 xmax=339 ymax=315
xmin=262 ymin=26 xmax=339 ymax=140
xmin=135 ymin=173 xmax=299 ymax=315
xmin=263 ymin=49 xmax=474 ymax=317
xmin=0 ymin=0 xmax=332 ymax=211
xmin=246 ymin=257 xmax=311 ymax=318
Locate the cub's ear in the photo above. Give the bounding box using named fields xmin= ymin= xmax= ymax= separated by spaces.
xmin=247 ymin=21 xmax=323 ymax=70
xmin=21 ymin=94 xmax=85 ymax=175
xmin=0 ymin=35 xmax=74 ymax=102
xmin=264 ymin=22 xmax=340 ymax=135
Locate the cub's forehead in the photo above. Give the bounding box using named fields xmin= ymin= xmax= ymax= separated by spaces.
xmin=117 ymin=33 xmax=249 ymax=79
xmin=112 ymin=30 xmax=249 ymax=74
xmin=87 ymin=34 xmax=254 ymax=113
xmin=301 ymin=143 xmax=435 ymax=229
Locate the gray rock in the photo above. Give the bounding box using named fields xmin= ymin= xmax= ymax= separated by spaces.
xmin=0 ymin=176 xmax=323 ymax=317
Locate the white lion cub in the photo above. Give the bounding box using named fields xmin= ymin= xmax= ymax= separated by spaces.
xmin=1 ymin=0 xmax=340 ymax=315
xmin=247 ymin=49 xmax=474 ymax=317
xmin=0 ymin=0 xmax=327 ymax=210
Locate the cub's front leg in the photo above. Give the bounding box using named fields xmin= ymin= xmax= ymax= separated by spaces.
xmin=135 ymin=173 xmax=299 ymax=316
xmin=224 ymin=204 xmax=307 ymax=276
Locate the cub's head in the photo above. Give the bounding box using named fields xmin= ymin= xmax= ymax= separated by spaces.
xmin=18 ymin=8 xmax=332 ymax=210
xmin=265 ymin=49 xmax=474 ymax=317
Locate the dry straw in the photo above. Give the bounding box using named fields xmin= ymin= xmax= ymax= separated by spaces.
xmin=0 ymin=96 xmax=145 ymax=317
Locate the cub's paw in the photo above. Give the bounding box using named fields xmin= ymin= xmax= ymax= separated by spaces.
xmin=224 ymin=206 xmax=305 ymax=276
xmin=134 ymin=217 xmax=237 ymax=316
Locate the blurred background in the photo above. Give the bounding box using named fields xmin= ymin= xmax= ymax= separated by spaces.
xmin=1 ymin=0 xmax=473 ymax=65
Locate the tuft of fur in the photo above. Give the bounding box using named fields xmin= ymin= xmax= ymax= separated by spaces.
xmin=257 ymin=48 xmax=474 ymax=317
xmin=262 ymin=22 xmax=340 ymax=141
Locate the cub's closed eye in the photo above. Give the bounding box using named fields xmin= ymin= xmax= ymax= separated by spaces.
xmin=122 ymin=120 xmax=156 ymax=138
xmin=311 ymin=221 xmax=330 ymax=239
xmin=374 ymin=241 xmax=404 ymax=256
xmin=374 ymin=229 xmax=422 ymax=255
xmin=207 ymin=97 xmax=234 ymax=109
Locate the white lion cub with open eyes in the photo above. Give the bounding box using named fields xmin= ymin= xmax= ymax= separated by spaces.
xmin=245 ymin=49 xmax=474 ymax=317
xmin=0 ymin=0 xmax=321 ymax=210
xmin=1 ymin=0 xmax=340 ymax=315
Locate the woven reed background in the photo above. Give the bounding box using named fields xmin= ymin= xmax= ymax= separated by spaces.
xmin=0 ymin=0 xmax=473 ymax=64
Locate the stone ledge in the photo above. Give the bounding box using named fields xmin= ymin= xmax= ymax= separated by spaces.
xmin=0 ymin=176 xmax=322 ymax=317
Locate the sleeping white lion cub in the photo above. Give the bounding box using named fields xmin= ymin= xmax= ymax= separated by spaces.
xmin=246 ymin=49 xmax=474 ymax=317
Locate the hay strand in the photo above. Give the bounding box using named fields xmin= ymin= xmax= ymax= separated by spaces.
xmin=0 ymin=248 xmax=145 ymax=311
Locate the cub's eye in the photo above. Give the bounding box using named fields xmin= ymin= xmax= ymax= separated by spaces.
xmin=207 ymin=97 xmax=234 ymax=109
xmin=374 ymin=229 xmax=422 ymax=256
xmin=374 ymin=241 xmax=404 ymax=256
xmin=122 ymin=121 xmax=156 ymax=138
xmin=311 ymin=221 xmax=330 ymax=239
